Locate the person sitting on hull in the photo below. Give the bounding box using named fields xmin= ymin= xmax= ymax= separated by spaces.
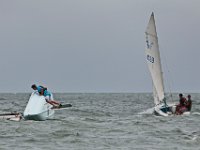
xmin=176 ymin=93 xmax=187 ymax=115
xmin=40 ymin=88 xmax=62 ymax=108
xmin=186 ymin=94 xmax=192 ymax=111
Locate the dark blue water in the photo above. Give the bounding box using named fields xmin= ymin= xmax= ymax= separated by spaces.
xmin=0 ymin=93 xmax=199 ymax=150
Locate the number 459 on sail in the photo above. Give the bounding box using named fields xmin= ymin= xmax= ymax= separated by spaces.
xmin=147 ymin=55 xmax=154 ymax=63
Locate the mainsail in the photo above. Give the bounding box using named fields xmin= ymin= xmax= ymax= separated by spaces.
xmin=145 ymin=12 xmax=165 ymax=105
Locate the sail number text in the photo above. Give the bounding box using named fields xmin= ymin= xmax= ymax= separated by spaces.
xmin=147 ymin=55 xmax=154 ymax=63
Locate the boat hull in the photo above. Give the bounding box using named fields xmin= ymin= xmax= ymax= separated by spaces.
xmin=23 ymin=92 xmax=54 ymax=121
xmin=154 ymin=103 xmax=190 ymax=116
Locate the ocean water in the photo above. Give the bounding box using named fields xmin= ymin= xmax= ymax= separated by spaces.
xmin=0 ymin=93 xmax=199 ymax=150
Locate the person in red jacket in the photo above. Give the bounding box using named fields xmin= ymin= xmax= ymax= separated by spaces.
xmin=176 ymin=93 xmax=187 ymax=115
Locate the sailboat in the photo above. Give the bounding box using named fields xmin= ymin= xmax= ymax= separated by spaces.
xmin=23 ymin=92 xmax=55 ymax=121
xmin=145 ymin=12 xmax=190 ymax=116
xmin=23 ymin=92 xmax=72 ymax=121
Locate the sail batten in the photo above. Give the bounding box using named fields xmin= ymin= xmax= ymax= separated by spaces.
xmin=145 ymin=13 xmax=165 ymax=105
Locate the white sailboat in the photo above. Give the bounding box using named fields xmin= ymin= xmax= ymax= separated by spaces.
xmin=145 ymin=12 xmax=190 ymax=116
xmin=23 ymin=92 xmax=55 ymax=121
xmin=23 ymin=91 xmax=72 ymax=121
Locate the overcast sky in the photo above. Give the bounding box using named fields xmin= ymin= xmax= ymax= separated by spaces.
xmin=0 ymin=0 xmax=199 ymax=93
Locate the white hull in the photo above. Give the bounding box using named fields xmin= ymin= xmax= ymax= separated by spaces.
xmin=23 ymin=92 xmax=54 ymax=121
xmin=154 ymin=103 xmax=190 ymax=116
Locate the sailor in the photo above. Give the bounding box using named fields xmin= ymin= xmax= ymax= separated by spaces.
xmin=176 ymin=93 xmax=187 ymax=115
xmin=40 ymin=88 xmax=62 ymax=108
xmin=186 ymin=95 xmax=192 ymax=111
xmin=31 ymin=84 xmax=46 ymax=94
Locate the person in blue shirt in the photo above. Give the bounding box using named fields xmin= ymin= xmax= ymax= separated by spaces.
xmin=41 ymin=88 xmax=62 ymax=108
xmin=31 ymin=84 xmax=61 ymax=108
xmin=31 ymin=84 xmax=46 ymax=94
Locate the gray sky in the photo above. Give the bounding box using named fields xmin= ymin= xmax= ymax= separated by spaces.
xmin=0 ymin=0 xmax=199 ymax=93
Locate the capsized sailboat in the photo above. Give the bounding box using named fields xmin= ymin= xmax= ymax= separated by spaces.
xmin=23 ymin=92 xmax=55 ymax=121
xmin=23 ymin=91 xmax=72 ymax=121
xmin=145 ymin=13 xmax=190 ymax=116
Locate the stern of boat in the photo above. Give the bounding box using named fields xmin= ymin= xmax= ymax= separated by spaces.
xmin=154 ymin=103 xmax=177 ymax=116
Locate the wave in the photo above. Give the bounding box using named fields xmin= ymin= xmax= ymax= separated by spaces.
xmin=138 ymin=107 xmax=154 ymax=115
xmin=191 ymin=112 xmax=200 ymax=115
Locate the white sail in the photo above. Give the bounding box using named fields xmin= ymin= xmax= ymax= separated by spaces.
xmin=145 ymin=12 xmax=165 ymax=105
xmin=153 ymin=84 xmax=160 ymax=105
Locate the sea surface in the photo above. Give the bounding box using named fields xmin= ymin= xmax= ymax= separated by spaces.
xmin=0 ymin=93 xmax=199 ymax=150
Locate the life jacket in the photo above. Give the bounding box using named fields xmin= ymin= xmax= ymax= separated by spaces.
xmin=180 ymin=97 xmax=187 ymax=106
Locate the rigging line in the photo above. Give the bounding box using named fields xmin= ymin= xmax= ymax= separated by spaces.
xmin=159 ymin=44 xmax=175 ymax=102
